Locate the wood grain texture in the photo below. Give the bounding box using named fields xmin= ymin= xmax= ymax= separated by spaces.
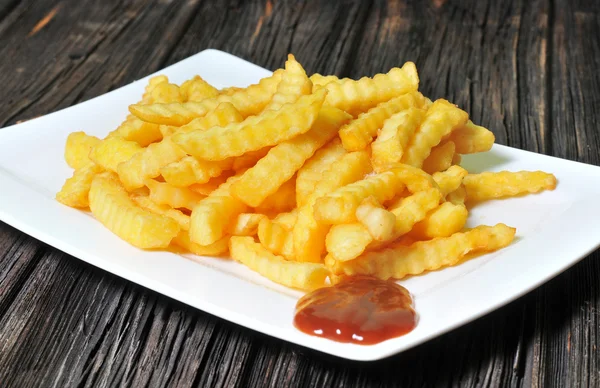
xmin=1 ymin=0 xmax=600 ymax=387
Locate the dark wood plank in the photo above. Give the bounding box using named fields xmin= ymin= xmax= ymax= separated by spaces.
xmin=0 ymin=0 xmax=599 ymax=387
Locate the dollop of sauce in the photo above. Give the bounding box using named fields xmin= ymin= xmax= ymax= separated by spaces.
xmin=293 ymin=276 xmax=416 ymax=345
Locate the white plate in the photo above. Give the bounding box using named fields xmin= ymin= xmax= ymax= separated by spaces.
xmin=1 ymin=49 xmax=600 ymax=361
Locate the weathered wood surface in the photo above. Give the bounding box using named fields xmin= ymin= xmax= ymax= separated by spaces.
xmin=1 ymin=0 xmax=599 ymax=386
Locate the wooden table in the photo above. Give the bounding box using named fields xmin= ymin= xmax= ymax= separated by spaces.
xmin=1 ymin=0 xmax=599 ymax=386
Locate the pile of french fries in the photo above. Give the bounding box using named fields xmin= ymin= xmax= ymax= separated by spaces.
xmin=57 ymin=54 xmax=557 ymax=291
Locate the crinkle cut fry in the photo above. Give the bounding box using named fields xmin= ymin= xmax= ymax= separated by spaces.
xmin=319 ymin=62 xmax=419 ymax=116
xmin=230 ymin=236 xmax=329 ymax=291
xmin=129 ymin=69 xmax=284 ymax=126
xmin=328 ymin=224 xmax=516 ymax=279
xmin=88 ymin=172 xmax=180 ymax=249
xmin=463 ymin=171 xmax=557 ymax=202
xmin=173 ymin=89 xmax=327 ymax=161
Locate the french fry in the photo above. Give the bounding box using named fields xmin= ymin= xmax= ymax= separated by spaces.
xmin=161 ymin=156 xmax=226 ymax=187
xmin=145 ymin=179 xmax=205 ymax=210
xmin=258 ymin=217 xmax=295 ymax=258
xmin=293 ymin=151 xmax=372 ymax=262
xmin=89 ymin=138 xmax=143 ymax=172
xmin=309 ymin=73 xmax=345 ymax=87
xmin=411 ymin=202 xmax=468 ymax=239
xmin=254 ymin=176 xmax=297 ymax=214
xmin=64 ymin=132 xmax=101 ymax=169
xmin=230 ymin=236 xmax=329 ymax=290
xmin=463 ymin=171 xmax=557 ymax=202
xmin=159 ymin=125 xmax=177 ymax=138
xmin=402 ymin=99 xmax=468 ymax=168
xmin=319 ymin=62 xmax=419 ymax=116
xmin=117 ymin=136 xmax=186 ymax=190
xmin=325 ymin=223 xmax=375 ymax=263
xmin=180 ymin=75 xmax=219 ymax=102
xmin=355 ymin=197 xmax=396 ymax=241
xmin=56 ymin=163 xmax=103 ymax=208
xmin=129 ymin=69 xmax=284 ymax=125
xmin=449 ymin=121 xmax=495 ymax=154
xmin=422 ymin=140 xmax=456 ymax=174
xmin=446 ymin=185 xmax=467 ymax=205
xmin=173 ymin=232 xmax=229 ymax=256
xmin=218 ymin=86 xmax=243 ymax=96
xmin=326 ymin=188 xmax=441 ymax=262
xmin=265 ymin=54 xmax=312 ymax=111
xmin=313 ymin=170 xmax=405 ymax=225
xmin=188 ymin=172 xmax=235 ymax=196
xmin=132 ymin=195 xmax=190 ymax=230
xmin=228 ymin=213 xmax=266 ymax=236
xmin=109 ymin=118 xmax=163 ymax=147
xmin=175 ymin=102 xmax=244 ymax=135
xmin=296 ymin=138 xmax=346 ymax=207
xmin=141 ymin=75 xmax=169 ymax=104
xmin=151 ymin=82 xmax=185 ymax=104
xmin=432 ymin=165 xmax=469 ymax=196
xmin=88 ymin=172 xmax=180 ymax=249
xmin=173 ymin=89 xmax=327 ymax=161
xmin=329 ymin=224 xmax=516 ymax=279
xmin=273 ymin=209 xmax=298 ymax=230
xmin=231 ymin=106 xmax=351 ymax=207
xmin=338 ymin=92 xmax=426 ymax=151
xmin=231 ymin=147 xmax=271 ymax=171
xmin=371 ymin=107 xmax=426 ymax=169
xmin=189 ymin=175 xmax=248 ymax=246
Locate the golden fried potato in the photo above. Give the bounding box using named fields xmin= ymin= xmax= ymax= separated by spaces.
xmin=56 ymin=163 xmax=103 ymax=208
xmin=129 ymin=69 xmax=284 ymax=125
xmin=449 ymin=121 xmax=495 ymax=154
xmin=230 ymin=236 xmax=329 ymax=290
xmin=329 ymin=224 xmax=516 ymax=279
xmin=254 ymin=176 xmax=297 ymax=214
xmin=64 ymin=132 xmax=101 ymax=169
xmin=293 ymin=151 xmax=372 ymax=262
xmin=145 ymin=179 xmax=205 ymax=210
xmin=258 ymin=217 xmax=295 ymax=258
xmin=180 ymin=75 xmax=219 ymax=102
xmin=151 ymin=82 xmax=185 ymax=104
xmin=161 ymin=156 xmax=226 ymax=187
xmin=355 ymin=197 xmax=396 ymax=241
xmin=265 ymin=54 xmax=312 ymax=111
xmin=463 ymin=171 xmax=557 ymax=202
xmin=371 ymin=107 xmax=426 ymax=169
xmin=173 ymin=89 xmax=327 ymax=161
xmin=313 ymin=170 xmax=404 ymax=225
xmin=338 ymin=92 xmax=426 ymax=151
xmin=175 ymin=102 xmax=243 ymax=135
xmin=89 ymin=172 xmax=180 ymax=249
xmin=319 ymin=62 xmax=419 ymax=116
xmin=410 ymin=202 xmax=468 ymax=239
xmin=131 ymin=195 xmax=190 ymax=230
xmin=173 ymin=232 xmax=229 ymax=256
xmin=228 ymin=213 xmax=266 ymax=236
xmin=402 ymin=99 xmax=468 ymax=168
xmin=109 ymin=117 xmax=162 ymax=147
xmin=296 ymin=138 xmax=346 ymax=207
xmin=422 ymin=140 xmax=456 ymax=174
xmin=189 ymin=175 xmax=248 ymax=246
xmin=117 ymin=136 xmax=186 ymax=190
xmin=231 ymin=106 xmax=351 ymax=207
xmin=89 ymin=138 xmax=143 ymax=172
xmin=141 ymin=75 xmax=169 ymax=104
xmin=432 ymin=165 xmax=469 ymax=196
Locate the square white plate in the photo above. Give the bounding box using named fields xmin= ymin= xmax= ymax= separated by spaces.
xmin=1 ymin=49 xmax=600 ymax=361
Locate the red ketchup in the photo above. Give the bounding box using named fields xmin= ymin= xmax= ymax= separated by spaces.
xmin=294 ymin=276 xmax=416 ymax=345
